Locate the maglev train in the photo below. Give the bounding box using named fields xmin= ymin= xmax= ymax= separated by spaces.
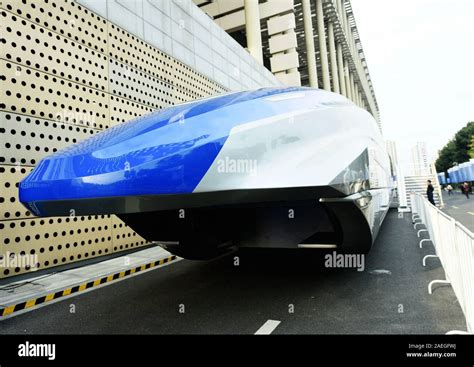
xmin=20 ymin=87 xmax=393 ymax=259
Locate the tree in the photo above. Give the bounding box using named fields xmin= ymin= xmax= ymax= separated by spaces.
xmin=435 ymin=121 xmax=474 ymax=173
xmin=469 ymin=135 xmax=474 ymax=159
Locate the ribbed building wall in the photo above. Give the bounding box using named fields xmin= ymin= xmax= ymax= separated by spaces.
xmin=194 ymin=0 xmax=381 ymax=130
xmin=0 ymin=0 xmax=279 ymax=279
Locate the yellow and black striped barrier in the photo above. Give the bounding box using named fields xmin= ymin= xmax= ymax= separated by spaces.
xmin=0 ymin=255 xmax=177 ymax=318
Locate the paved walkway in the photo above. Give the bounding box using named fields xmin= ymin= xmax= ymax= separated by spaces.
xmin=0 ymin=210 xmax=466 ymax=334
xmin=441 ymin=191 xmax=474 ymax=232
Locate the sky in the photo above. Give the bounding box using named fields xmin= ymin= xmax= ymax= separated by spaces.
xmin=351 ymin=0 xmax=473 ymax=171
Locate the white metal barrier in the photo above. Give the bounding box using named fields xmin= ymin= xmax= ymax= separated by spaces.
xmin=410 ymin=192 xmax=474 ymax=334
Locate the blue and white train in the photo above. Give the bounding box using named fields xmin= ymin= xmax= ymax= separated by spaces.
xmin=447 ymin=160 xmax=474 ymax=184
xmin=20 ymin=87 xmax=393 ymax=259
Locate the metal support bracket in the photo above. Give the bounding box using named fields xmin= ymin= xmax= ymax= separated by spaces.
xmin=414 ymin=222 xmax=424 ymax=230
xmin=419 ymin=238 xmax=432 ymax=248
xmin=428 ymin=279 xmax=450 ymax=294
xmin=423 ymin=254 xmax=438 ymax=267
xmin=417 ymin=229 xmax=428 ymax=238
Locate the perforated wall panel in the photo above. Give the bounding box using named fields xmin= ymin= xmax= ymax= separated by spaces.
xmin=109 ymin=59 xmax=174 ymax=109
xmin=0 ymin=0 xmax=229 ymax=279
xmin=0 ymin=59 xmax=110 ymax=129
xmin=1 ymin=0 xmax=108 ymax=53
xmin=0 ymin=9 xmax=109 ymax=91
xmin=1 ymin=214 xmax=113 ymax=277
xmin=0 ymin=111 xmax=99 ymax=166
xmin=0 ymin=165 xmax=34 ymax=221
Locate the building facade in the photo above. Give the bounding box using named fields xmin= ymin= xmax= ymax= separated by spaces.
xmin=385 ymin=140 xmax=398 ymax=168
xmin=194 ymin=0 xmax=381 ymax=130
xmin=411 ymin=142 xmax=430 ymax=176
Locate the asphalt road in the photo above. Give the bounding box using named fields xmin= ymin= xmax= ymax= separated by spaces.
xmin=441 ymin=191 xmax=474 ymax=232
xmin=0 ymin=210 xmax=466 ymax=334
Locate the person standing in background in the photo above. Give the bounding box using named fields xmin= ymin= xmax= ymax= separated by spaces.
xmin=462 ymin=182 xmax=471 ymax=199
xmin=446 ymin=184 xmax=453 ymax=195
xmin=426 ymin=180 xmax=436 ymax=206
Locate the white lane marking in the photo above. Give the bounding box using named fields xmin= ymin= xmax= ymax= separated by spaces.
xmin=452 ymin=206 xmax=459 ymax=209
xmin=369 ymin=269 xmax=392 ymax=275
xmin=468 ymin=212 xmax=474 ymax=216
xmin=255 ymin=320 xmax=281 ymax=335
